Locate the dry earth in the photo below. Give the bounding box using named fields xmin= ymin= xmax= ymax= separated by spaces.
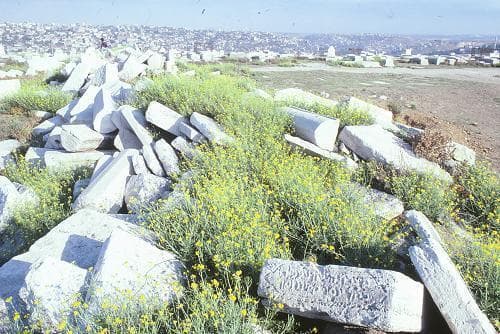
xmin=252 ymin=63 xmax=500 ymax=170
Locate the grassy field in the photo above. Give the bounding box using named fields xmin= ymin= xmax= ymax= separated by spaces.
xmin=1 ymin=63 xmax=498 ymax=333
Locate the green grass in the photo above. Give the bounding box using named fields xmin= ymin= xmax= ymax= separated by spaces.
xmin=0 ymin=79 xmax=72 ymax=114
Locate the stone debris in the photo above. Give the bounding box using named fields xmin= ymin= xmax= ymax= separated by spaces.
xmin=73 ymin=149 xmax=136 ymax=213
xmin=142 ymin=144 xmax=166 ymax=177
xmin=282 ymin=107 xmax=340 ymax=152
xmin=145 ymin=101 xmax=187 ymax=136
xmin=350 ymin=183 xmax=404 ymax=221
xmin=90 ymin=63 xmax=119 ymax=87
xmin=86 ymin=228 xmax=184 ymax=312
xmin=285 ymin=134 xmax=357 ymax=170
xmin=171 ymin=136 xmax=197 ymax=160
xmin=154 ymin=139 xmax=180 ymax=176
xmin=339 ymin=97 xmax=394 ymax=127
xmin=118 ymin=55 xmax=146 ymax=81
xmin=190 ymin=112 xmax=233 ymax=145
xmin=0 ymin=140 xmax=21 ymax=170
xmin=44 ymin=150 xmax=104 ymax=171
xmin=73 ymin=178 xmax=91 ymax=200
xmin=24 ymin=147 xmax=57 ymax=167
xmin=66 ymin=85 xmax=100 ymax=126
xmin=339 ymin=125 xmax=452 ymax=183
xmin=124 ymin=173 xmax=171 ymax=213
xmin=131 ymin=153 xmax=149 ymax=175
xmin=19 ymin=257 xmax=87 ymax=329
xmin=274 ymin=88 xmax=338 ymax=108
xmin=44 ymin=126 xmax=63 ymax=150
xmin=90 ymin=154 xmax=114 ymax=181
xmin=115 ymin=105 xmax=153 ymax=146
xmin=32 ymin=115 xmax=66 ymax=137
xmin=61 ymin=62 xmax=90 ymax=93
xmin=32 ymin=110 xmax=53 ymax=121
xmin=258 ymin=259 xmax=424 ymax=333
xmin=178 ymin=121 xmax=206 ymax=143
xmin=93 ymin=88 xmax=118 ymax=134
xmin=60 ymin=124 xmax=104 ymax=152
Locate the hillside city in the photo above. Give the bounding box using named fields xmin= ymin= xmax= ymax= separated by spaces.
xmin=1 ymin=22 xmax=499 ymax=63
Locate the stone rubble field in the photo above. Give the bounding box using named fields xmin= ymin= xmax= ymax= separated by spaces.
xmin=0 ymin=48 xmax=497 ymax=333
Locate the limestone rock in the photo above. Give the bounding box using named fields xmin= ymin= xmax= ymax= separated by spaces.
xmin=114 ymin=128 xmax=142 ymax=151
xmin=93 ymin=88 xmax=118 ymax=134
xmin=19 ymin=257 xmax=87 ymax=329
xmin=285 ymin=134 xmax=357 ymax=170
xmin=154 ymin=139 xmax=180 ymax=176
xmin=132 ymin=154 xmax=149 ymax=175
xmin=90 ymin=63 xmax=118 ymax=87
xmin=118 ymin=55 xmax=146 ymax=81
xmin=282 ymin=107 xmax=340 ymax=151
xmin=0 ymin=79 xmax=21 ymax=100
xmin=44 ymin=126 xmax=63 ymax=150
xmin=339 ymin=97 xmax=393 ymax=127
xmin=73 ymin=178 xmax=91 ymax=200
xmin=0 ymin=139 xmax=21 ymax=170
xmin=447 ymin=142 xmax=476 ymax=166
xmin=32 ymin=110 xmax=53 ymax=120
xmin=351 ymin=183 xmax=404 ymax=221
xmin=147 ymin=53 xmax=166 ymax=70
xmin=32 ymin=115 xmax=66 ymax=137
xmin=24 ymin=147 xmax=58 ymax=167
xmin=86 ymin=229 xmax=184 ymax=312
xmin=73 ymin=150 xmax=136 ymax=213
xmin=339 ymin=125 xmax=451 ymax=183
xmin=274 ymin=88 xmax=338 ymax=108
xmin=145 ymin=101 xmax=187 ymax=136
xmin=62 ymin=62 xmax=90 ymax=93
xmin=190 ymin=112 xmax=233 ymax=145
xmin=124 ymin=174 xmax=171 ymax=213
xmin=178 ymin=122 xmax=206 ymax=143
xmin=67 ymin=86 xmax=100 ymax=126
xmin=258 ymin=259 xmax=424 ymax=333
xmin=90 ymin=155 xmax=114 ymax=182
xmin=60 ymin=124 xmax=104 ymax=152
xmin=142 ymin=144 xmax=166 ymax=177
xmin=0 ymin=176 xmax=22 ymax=233
xmin=171 ymin=136 xmax=197 ymax=160
xmin=404 ymin=210 xmax=442 ymax=245
xmin=44 ymin=150 xmax=104 ymax=171
xmin=410 ymin=243 xmax=496 ymax=334
xmin=115 ymin=105 xmax=153 ymax=146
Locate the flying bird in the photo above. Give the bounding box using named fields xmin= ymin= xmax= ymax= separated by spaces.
xmin=202 ymin=9 xmax=206 ymax=15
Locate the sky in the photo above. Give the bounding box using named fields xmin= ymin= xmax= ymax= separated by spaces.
xmin=0 ymin=0 xmax=499 ymax=35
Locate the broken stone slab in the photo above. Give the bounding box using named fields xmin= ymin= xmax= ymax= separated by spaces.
xmin=124 ymin=174 xmax=171 ymax=213
xmin=409 ymin=243 xmax=496 ymax=334
xmin=0 ymin=139 xmax=21 ymax=170
xmin=60 ymin=124 xmax=104 ymax=152
xmin=349 ymin=183 xmax=404 ymax=221
xmin=44 ymin=126 xmax=63 ymax=150
xmin=142 ymin=144 xmax=165 ymax=177
xmin=338 ymin=97 xmax=393 ymax=128
xmin=24 ymin=147 xmax=57 ymax=167
xmin=394 ymin=122 xmax=424 ymax=142
xmin=0 ymin=79 xmax=21 ymax=100
xmin=339 ymin=125 xmax=452 ymax=183
xmin=86 ymin=228 xmax=184 ymax=313
xmin=114 ymin=105 xmax=153 ymax=146
xmin=73 ymin=149 xmax=136 ymax=213
xmin=285 ymin=134 xmax=357 ymax=170
xmin=171 ymin=136 xmax=197 ymax=160
xmin=102 ymin=80 xmax=134 ymax=104
xmin=114 ymin=128 xmax=142 ymax=151
xmin=32 ymin=115 xmax=66 ymax=137
xmin=93 ymin=88 xmax=118 ymax=134
xmin=90 ymin=63 xmax=118 ymax=87
xmin=132 ymin=154 xmax=150 ymax=175
xmin=118 ymin=55 xmax=146 ymax=82
xmin=0 ymin=210 xmax=151 ymax=316
xmin=73 ymin=178 xmax=91 ymax=200
xmin=44 ymin=150 xmax=104 ymax=171
xmin=154 ymin=139 xmax=180 ymax=176
xmin=245 ymin=88 xmax=272 ymax=100
xmin=67 ymin=86 xmax=100 ymax=126
xmin=19 ymin=257 xmax=87 ymax=330
xmin=145 ymin=101 xmax=187 ymax=137
xmin=404 ymin=210 xmax=443 ymax=246
xmin=61 ymin=62 xmax=91 ymax=93
xmin=258 ymin=259 xmax=424 ymax=333
xmin=90 ymin=154 xmax=114 ymax=182
xmin=274 ymin=88 xmax=338 ymax=108
xmin=447 ymin=142 xmax=476 ymax=166
xmin=281 ymin=107 xmax=340 ymax=152
xmin=31 ymin=110 xmax=53 ymax=121
xmin=0 ymin=298 xmax=10 ymax=333
xmin=134 ymin=77 xmax=154 ymax=92
xmin=0 ymin=177 xmax=39 ymax=233
xmin=147 ymin=52 xmax=166 ymax=70
xmin=190 ymin=112 xmax=233 ymax=145
xmin=178 ymin=122 xmax=206 ymax=143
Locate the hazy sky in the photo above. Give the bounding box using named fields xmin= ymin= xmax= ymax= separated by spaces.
xmin=1 ymin=0 xmax=499 ymax=35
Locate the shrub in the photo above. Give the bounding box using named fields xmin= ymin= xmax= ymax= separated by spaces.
xmin=2 ymin=157 xmax=90 ymax=251
xmin=411 ymin=128 xmax=451 ymax=165
xmin=455 ymin=162 xmax=499 ymax=232
xmin=0 ymin=79 xmax=72 ymax=114
xmin=390 ymin=171 xmax=456 ymax=221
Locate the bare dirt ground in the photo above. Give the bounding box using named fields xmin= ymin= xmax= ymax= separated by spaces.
xmin=252 ymin=63 xmax=500 ymax=170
